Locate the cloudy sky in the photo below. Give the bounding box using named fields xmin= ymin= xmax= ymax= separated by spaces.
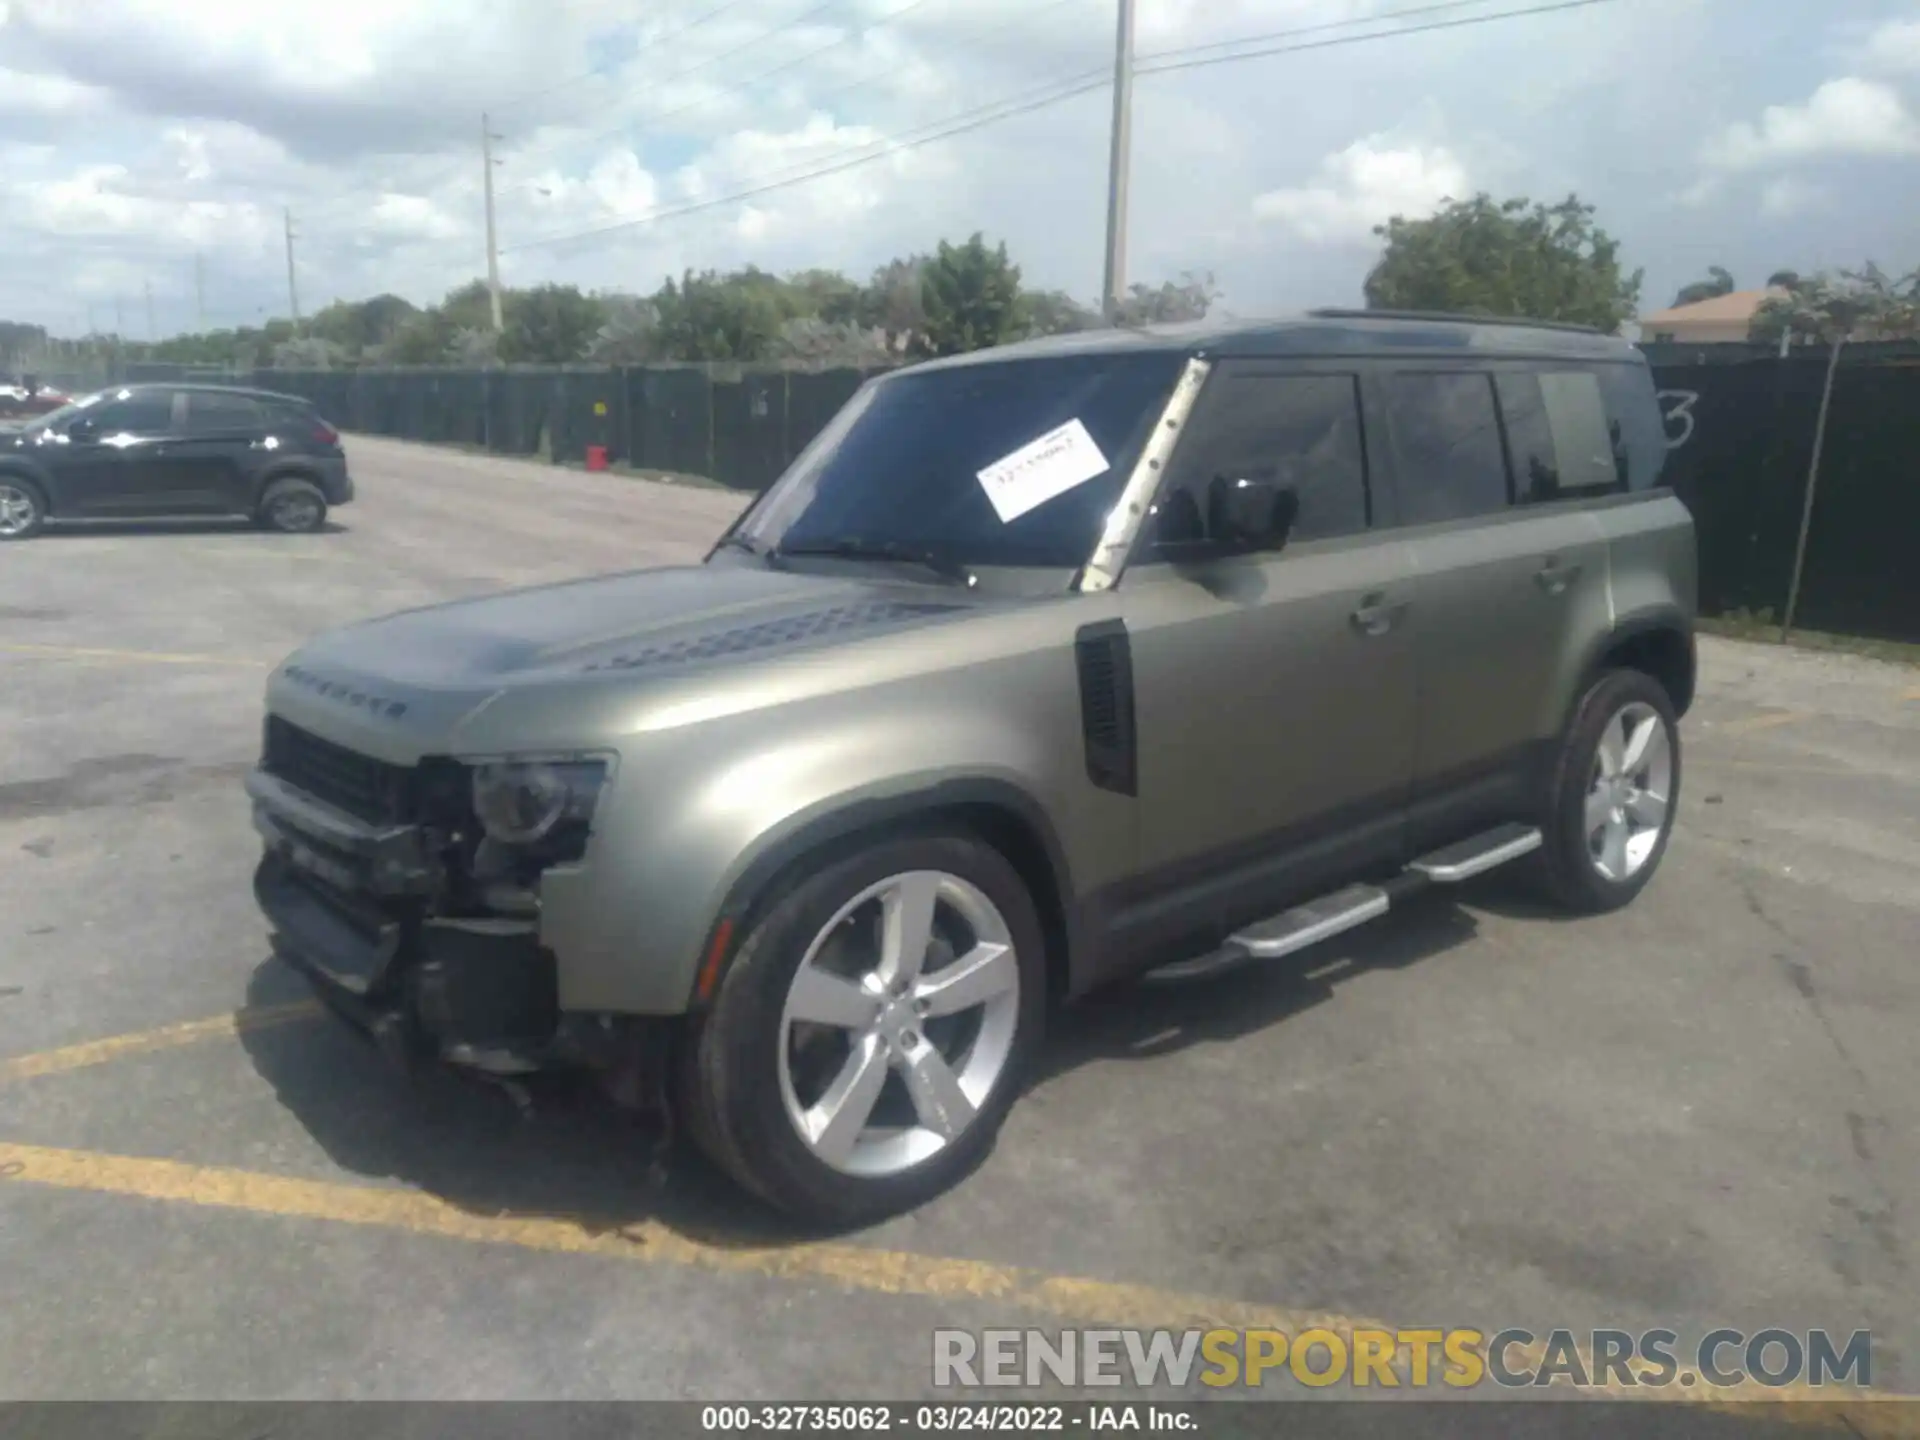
xmin=2 ymin=0 xmax=1917 ymax=339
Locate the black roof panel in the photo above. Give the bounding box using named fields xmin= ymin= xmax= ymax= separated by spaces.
xmin=114 ymin=381 xmax=316 ymax=405
xmin=902 ymin=310 xmax=1641 ymax=374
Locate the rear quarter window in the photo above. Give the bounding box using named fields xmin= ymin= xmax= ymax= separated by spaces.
xmin=1497 ymin=362 xmax=1669 ymax=501
xmin=1495 ymin=370 xmax=1622 ymax=502
xmin=264 ymin=402 xmax=317 ymax=431
xmin=1594 ymin=360 xmax=1670 ymax=492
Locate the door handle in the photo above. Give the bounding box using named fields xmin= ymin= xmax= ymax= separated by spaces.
xmin=1535 ymin=558 xmax=1582 ymax=596
xmin=1350 ymin=593 xmax=1407 ymax=636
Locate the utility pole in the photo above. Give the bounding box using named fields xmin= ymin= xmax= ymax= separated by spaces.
xmin=283 ymin=208 xmax=302 ymax=330
xmin=194 ymin=252 xmax=206 ymax=330
xmin=1100 ymin=0 xmax=1135 ymax=323
xmin=115 ymin=296 xmax=126 ymax=336
xmin=144 ymin=281 xmax=156 ymax=341
xmin=86 ymin=302 xmax=98 ymax=337
xmin=482 ymin=112 xmax=505 ymax=332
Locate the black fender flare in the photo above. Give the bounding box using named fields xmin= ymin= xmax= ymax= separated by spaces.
xmin=689 ymin=776 xmax=1083 ymax=1011
xmin=251 ymin=464 xmax=327 ymax=509
xmin=1569 ymin=605 xmax=1697 ymax=721
xmin=0 ymin=462 xmax=52 ymax=514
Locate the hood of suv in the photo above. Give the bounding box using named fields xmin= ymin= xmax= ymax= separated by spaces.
xmin=284 ymin=561 xmax=977 ymax=696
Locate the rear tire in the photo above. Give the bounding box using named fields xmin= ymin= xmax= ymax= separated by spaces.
xmin=677 ymin=830 xmax=1048 ymax=1228
xmin=1528 ymin=668 xmax=1681 ymax=914
xmin=256 ymin=477 xmax=328 ymax=533
xmin=0 ymin=477 xmax=47 ymax=540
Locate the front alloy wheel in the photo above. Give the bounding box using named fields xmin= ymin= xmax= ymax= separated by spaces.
xmin=0 ymin=480 xmax=45 ymax=540
xmin=680 ymin=832 xmax=1047 ymax=1226
xmin=778 ymin=870 xmax=1021 ymax=1178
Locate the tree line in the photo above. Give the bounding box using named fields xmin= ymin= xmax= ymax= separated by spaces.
xmin=9 ymin=235 xmax=1219 ymax=374
xmin=6 ymin=194 xmax=1912 ymax=381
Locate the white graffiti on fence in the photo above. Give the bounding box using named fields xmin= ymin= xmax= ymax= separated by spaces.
xmin=1657 ymin=389 xmax=1699 ymax=450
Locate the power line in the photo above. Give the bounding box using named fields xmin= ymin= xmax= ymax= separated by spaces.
xmin=1136 ymin=0 xmax=1618 ymax=76
xmin=491 ymin=0 xmax=764 ymax=115
xmin=1131 ymin=0 xmax=1515 ymax=67
xmin=150 ymin=1 xmax=814 ymax=233
xmin=721 ymin=0 xmax=1091 ymax=137
xmin=498 ymin=0 xmax=956 ymax=194
xmin=501 ymin=0 xmax=1618 ymax=257
xmin=499 ymin=0 xmax=848 ymax=151
xmin=501 ymin=64 xmax=1111 ymax=254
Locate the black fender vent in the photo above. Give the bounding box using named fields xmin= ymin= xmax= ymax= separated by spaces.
xmin=586 ymin=601 xmax=962 ymax=672
xmin=1074 ymin=620 xmax=1137 ymax=796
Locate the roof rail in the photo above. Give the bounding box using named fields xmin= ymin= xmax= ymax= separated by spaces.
xmin=1307 ymin=307 xmax=1605 ymax=336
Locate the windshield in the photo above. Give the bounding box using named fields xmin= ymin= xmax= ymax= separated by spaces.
xmin=23 ymin=390 xmax=105 ymax=433
xmin=732 ymin=351 xmax=1185 ymax=570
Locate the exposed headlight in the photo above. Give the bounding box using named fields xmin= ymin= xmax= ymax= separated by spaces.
xmin=469 ymin=758 xmax=610 ymax=846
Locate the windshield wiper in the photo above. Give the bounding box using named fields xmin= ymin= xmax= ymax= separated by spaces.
xmin=714 ymin=534 xmax=759 ymax=554
xmin=771 ymin=537 xmax=972 ymax=584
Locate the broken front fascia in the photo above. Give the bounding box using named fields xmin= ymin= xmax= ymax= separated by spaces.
xmin=1075 ymin=356 xmax=1212 ymax=594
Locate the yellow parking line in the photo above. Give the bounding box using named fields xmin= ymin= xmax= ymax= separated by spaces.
xmin=0 ymin=1001 xmax=321 ymax=1085
xmin=1905 ymin=687 xmax=1920 ymax=703
xmin=1718 ymin=710 xmax=1813 ymax=736
xmin=0 ymin=1135 xmax=1357 ymax=1328
xmin=0 ymin=641 xmax=270 ymax=668
xmin=0 ymin=1138 xmax=1906 ymax=1423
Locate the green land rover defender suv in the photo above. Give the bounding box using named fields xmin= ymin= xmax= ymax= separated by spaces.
xmin=247 ymin=311 xmax=1696 ymax=1224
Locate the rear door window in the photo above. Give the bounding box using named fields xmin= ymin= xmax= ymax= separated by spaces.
xmin=183 ymin=391 xmax=265 ymax=434
xmin=1382 ymin=371 xmax=1509 ymax=524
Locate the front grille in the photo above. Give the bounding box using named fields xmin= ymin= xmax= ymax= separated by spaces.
xmin=263 ymin=715 xmax=413 ymax=825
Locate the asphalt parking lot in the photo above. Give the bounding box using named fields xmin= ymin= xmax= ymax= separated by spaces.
xmin=0 ymin=435 xmax=1915 ymax=1417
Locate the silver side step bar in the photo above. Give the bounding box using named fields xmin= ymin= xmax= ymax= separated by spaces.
xmin=1406 ymin=821 xmax=1542 ymax=881
xmin=1141 ymin=823 xmax=1542 ymax=986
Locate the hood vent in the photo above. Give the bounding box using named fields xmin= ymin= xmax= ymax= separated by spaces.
xmin=585 ymin=600 xmax=963 ymax=673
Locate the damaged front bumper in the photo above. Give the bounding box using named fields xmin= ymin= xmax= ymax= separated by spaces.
xmin=246 ymin=767 xmax=670 ymax=1094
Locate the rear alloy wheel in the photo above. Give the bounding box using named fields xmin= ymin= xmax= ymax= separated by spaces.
xmin=0 ymin=479 xmax=47 ymax=540
xmin=680 ymin=833 xmax=1047 ymax=1226
xmin=257 ymin=478 xmax=328 ymax=534
xmin=1530 ymin=668 xmax=1681 ymax=914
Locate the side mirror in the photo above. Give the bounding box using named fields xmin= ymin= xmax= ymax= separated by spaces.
xmin=67 ymin=416 xmax=99 ymax=441
xmin=1205 ymin=470 xmax=1299 ymax=554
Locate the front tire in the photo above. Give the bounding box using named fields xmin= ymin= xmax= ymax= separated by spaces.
xmin=256 ymin=477 xmax=328 ymax=533
xmin=679 ymin=831 xmax=1048 ymax=1227
xmin=1530 ymin=668 xmax=1681 ymax=914
xmin=0 ymin=478 xmax=47 ymax=540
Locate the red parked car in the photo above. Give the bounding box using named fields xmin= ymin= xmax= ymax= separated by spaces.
xmin=0 ymin=380 xmax=70 ymax=419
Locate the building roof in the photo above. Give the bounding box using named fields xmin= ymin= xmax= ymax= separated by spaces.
xmin=905 ymin=309 xmax=1640 ymax=375
xmin=1640 ymin=289 xmax=1782 ymax=326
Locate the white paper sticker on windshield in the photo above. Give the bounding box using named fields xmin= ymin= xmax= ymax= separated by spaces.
xmin=975 ymin=419 xmax=1110 ymax=524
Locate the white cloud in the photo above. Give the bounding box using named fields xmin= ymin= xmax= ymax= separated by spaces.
xmin=1758 ymin=175 xmax=1823 ymax=218
xmin=1674 ymin=176 xmax=1722 ymax=208
xmin=0 ymin=65 xmax=108 ymax=120
xmin=1861 ymin=14 xmax=1920 ymax=73
xmin=0 ymin=0 xmax=1917 ymax=339
xmin=1701 ymin=77 xmax=1920 ymax=169
xmin=1250 ymin=135 xmax=1468 ymax=245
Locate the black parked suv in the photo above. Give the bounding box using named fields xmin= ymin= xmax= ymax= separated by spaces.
xmin=0 ymin=383 xmax=354 ymax=540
